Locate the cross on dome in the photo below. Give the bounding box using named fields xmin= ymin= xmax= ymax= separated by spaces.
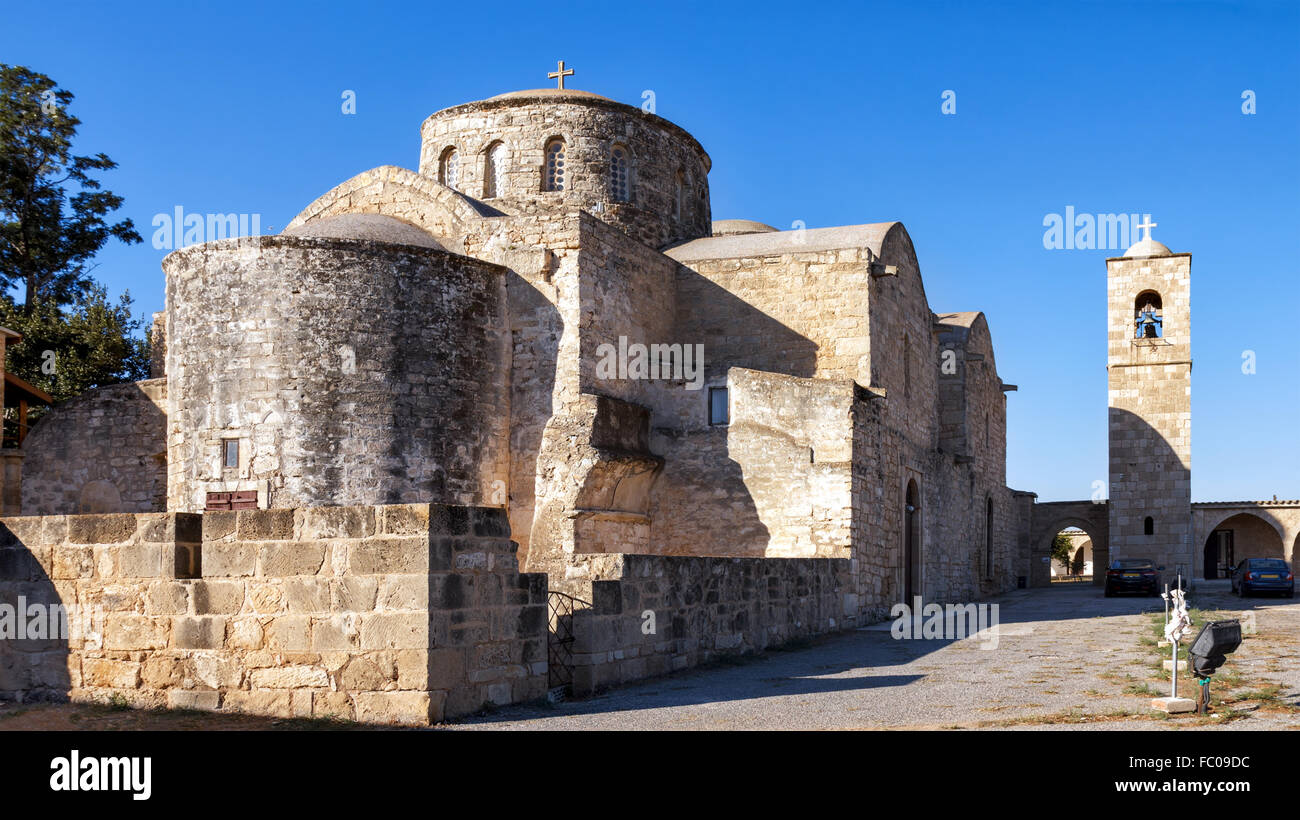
xmin=548 ymin=60 xmax=574 ymax=90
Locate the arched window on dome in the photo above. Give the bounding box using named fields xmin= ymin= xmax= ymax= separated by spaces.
xmin=609 ymin=144 xmax=632 ymax=202
xmin=1134 ymin=290 xmax=1163 ymax=339
xmin=543 ymin=138 xmax=566 ymax=192
xmin=483 ymin=141 xmax=506 ymax=199
xmin=439 ymin=147 xmax=459 ymax=191
xmin=673 ymin=168 xmax=684 ymax=220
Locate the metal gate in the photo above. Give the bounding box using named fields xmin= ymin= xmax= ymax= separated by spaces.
xmin=547 ymin=591 xmax=590 ymax=692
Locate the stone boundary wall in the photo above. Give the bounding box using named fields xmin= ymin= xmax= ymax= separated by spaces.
xmin=560 ymin=553 xmax=854 ymax=695
xmin=0 ymin=504 xmax=547 ymax=725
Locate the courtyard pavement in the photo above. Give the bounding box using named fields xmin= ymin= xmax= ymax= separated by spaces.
xmin=450 ymin=582 xmax=1300 ymax=730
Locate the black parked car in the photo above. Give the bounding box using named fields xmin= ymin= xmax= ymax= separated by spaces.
xmin=1103 ymin=559 xmax=1160 ymax=597
xmin=1230 ymin=558 xmax=1294 ymax=598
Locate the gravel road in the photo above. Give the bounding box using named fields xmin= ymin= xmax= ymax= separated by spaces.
xmin=450 ymin=582 xmax=1300 ymax=730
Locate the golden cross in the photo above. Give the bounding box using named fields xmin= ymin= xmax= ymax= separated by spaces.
xmin=548 ymin=60 xmax=574 ymax=90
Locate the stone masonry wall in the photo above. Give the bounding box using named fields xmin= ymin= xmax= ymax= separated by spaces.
xmin=21 ymin=378 xmax=167 ymax=516
xmin=559 ymin=552 xmax=854 ymax=695
xmin=0 ymin=504 xmax=548 ymax=725
xmin=163 ymin=236 xmax=510 ymax=513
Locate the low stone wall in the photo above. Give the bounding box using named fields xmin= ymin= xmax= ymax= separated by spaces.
xmin=561 ymin=553 xmax=854 ymax=695
xmin=0 ymin=504 xmax=547 ymax=725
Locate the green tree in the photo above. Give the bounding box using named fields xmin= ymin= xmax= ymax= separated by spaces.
xmin=1071 ymin=546 xmax=1087 ymax=576
xmin=0 ymin=64 xmax=141 ymax=310
xmin=1051 ymin=532 xmax=1075 ymax=576
xmin=0 ymin=64 xmax=147 ymax=410
xmin=0 ymin=286 xmax=150 ymax=404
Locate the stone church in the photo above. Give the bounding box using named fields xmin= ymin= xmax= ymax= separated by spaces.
xmin=2 ymin=73 xmax=1295 ymax=721
xmin=19 ymin=78 xmax=1026 ymax=609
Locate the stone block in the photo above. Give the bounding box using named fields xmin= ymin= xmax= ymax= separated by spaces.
xmin=359 ymin=612 xmax=428 ymax=650
xmin=353 ymin=691 xmax=431 ymax=726
xmin=313 ymin=690 xmax=355 ymax=721
xmin=202 ymin=542 xmax=257 ymax=577
xmin=258 ymin=543 xmax=327 ymax=577
xmin=168 ymin=689 xmax=220 ymax=711
xmin=379 ymin=504 xmax=434 ymax=535
xmin=284 ymin=577 xmax=330 ymax=613
xmin=1151 ymin=696 xmax=1196 ymax=714
xmin=172 ymin=615 xmax=227 ymax=649
xmin=227 ymin=617 xmax=265 ymax=650
xmin=264 ymin=615 xmax=311 ymax=652
xmin=192 ymin=580 xmax=246 ymax=614
xmin=378 ymin=575 xmax=427 ymax=610
xmin=347 ymin=538 xmax=428 ymax=575
xmin=236 ymin=509 xmax=296 ymax=541
xmin=81 ymin=658 xmax=141 ymax=689
xmin=331 ymin=576 xmax=378 ymax=611
xmin=301 ymin=506 xmax=375 ymax=540
xmin=201 ymin=511 xmax=237 ymax=542
xmin=249 ymin=665 xmax=329 ymax=688
xmin=222 ymin=689 xmax=293 ymax=717
xmin=67 ymin=514 xmax=138 ymax=545
xmin=311 ymin=615 xmax=359 ymax=651
xmin=102 ymin=615 xmax=168 ymax=650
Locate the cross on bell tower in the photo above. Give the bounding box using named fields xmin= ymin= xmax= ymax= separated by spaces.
xmin=1135 ymin=217 xmax=1158 ymax=243
xmin=548 ymin=60 xmax=574 ymax=90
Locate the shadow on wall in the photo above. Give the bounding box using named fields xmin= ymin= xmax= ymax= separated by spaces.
xmin=675 ymin=268 xmax=820 ymax=380
xmin=647 ymin=425 xmax=772 ymax=557
xmin=503 ymin=269 xmax=562 ymax=568
xmin=1029 ymin=407 xmax=1189 ymax=585
xmin=0 ymin=522 xmax=71 ymax=702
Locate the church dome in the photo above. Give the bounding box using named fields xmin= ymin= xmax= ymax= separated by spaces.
xmin=1123 ymin=237 xmax=1172 ymax=258
xmin=487 ymin=88 xmax=614 ymax=103
xmin=711 ymin=219 xmax=778 ymax=236
xmin=283 ymin=213 xmax=444 ymax=250
xmin=419 ymin=84 xmax=712 ymax=249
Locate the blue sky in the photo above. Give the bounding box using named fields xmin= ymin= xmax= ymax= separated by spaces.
xmin=2 ymin=0 xmax=1296 ymax=502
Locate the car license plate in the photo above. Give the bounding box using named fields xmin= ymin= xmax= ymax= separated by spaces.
xmin=1261 ymin=574 xmax=1279 ymax=579
xmin=1123 ymin=573 xmax=1139 ymax=578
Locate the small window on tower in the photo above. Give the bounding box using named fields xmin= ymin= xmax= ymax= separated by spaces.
xmin=1144 ymin=516 xmax=1154 ymax=536
xmin=708 ymin=387 xmax=729 ymax=426
xmin=222 ymin=439 xmax=240 ymax=469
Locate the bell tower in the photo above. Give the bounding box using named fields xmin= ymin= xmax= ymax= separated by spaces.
xmin=1106 ymin=221 xmax=1192 ymax=579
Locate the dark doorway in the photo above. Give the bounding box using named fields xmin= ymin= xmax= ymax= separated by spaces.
xmin=1203 ymin=530 xmax=1234 ymax=579
xmin=904 ymin=480 xmax=920 ymax=602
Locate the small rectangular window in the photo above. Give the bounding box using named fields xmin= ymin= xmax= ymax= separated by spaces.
xmin=708 ymin=387 xmax=729 ymax=426
xmin=222 ymin=439 xmax=240 ymax=468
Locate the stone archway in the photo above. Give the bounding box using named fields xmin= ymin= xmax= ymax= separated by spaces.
xmin=1027 ymin=500 xmax=1110 ymax=588
xmin=1200 ymin=512 xmax=1286 ymax=579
